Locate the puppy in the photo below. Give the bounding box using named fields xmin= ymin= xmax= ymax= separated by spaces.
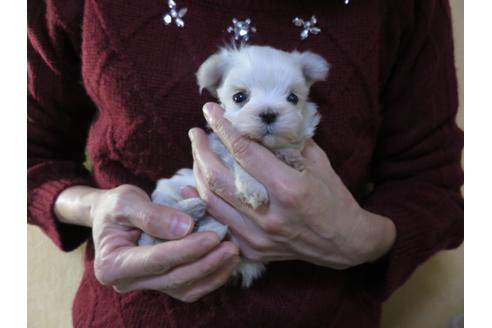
xmin=138 ymin=45 xmax=329 ymax=287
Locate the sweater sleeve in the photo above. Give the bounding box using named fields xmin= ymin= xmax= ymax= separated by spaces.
xmin=28 ymin=0 xmax=97 ymax=251
xmin=358 ymin=0 xmax=463 ymax=301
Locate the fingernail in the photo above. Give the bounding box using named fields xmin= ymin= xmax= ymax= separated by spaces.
xmin=171 ymin=216 xmax=192 ymax=237
xmin=202 ymin=103 xmax=215 ymax=124
xmin=201 ymin=234 xmax=219 ymax=247
xmin=188 ymin=128 xmax=197 ymax=142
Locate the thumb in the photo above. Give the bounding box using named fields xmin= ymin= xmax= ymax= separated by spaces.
xmin=302 ymin=139 xmax=338 ymax=185
xmin=126 ymin=200 xmax=195 ymax=240
xmin=302 ymin=139 xmax=333 ymax=169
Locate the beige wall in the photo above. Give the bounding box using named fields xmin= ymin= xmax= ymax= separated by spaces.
xmin=27 ymin=1 xmax=464 ymax=327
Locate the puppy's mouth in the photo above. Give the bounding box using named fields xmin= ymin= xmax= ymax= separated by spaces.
xmin=241 ymin=123 xmax=299 ymax=148
xmin=258 ymin=127 xmax=297 ymax=149
xmin=264 ymin=126 xmax=274 ymax=136
xmin=244 ymin=127 xmax=277 ymax=144
xmin=260 ymin=126 xmax=281 ymax=140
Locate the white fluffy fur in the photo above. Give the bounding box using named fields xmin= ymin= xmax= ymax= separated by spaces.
xmin=139 ymin=45 xmax=329 ymax=288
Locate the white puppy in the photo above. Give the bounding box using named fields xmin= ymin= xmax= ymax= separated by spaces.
xmin=139 ymin=45 xmax=329 ymax=288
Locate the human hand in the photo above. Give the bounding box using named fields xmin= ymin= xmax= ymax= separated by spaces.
xmin=55 ymin=184 xmax=240 ymax=302
xmin=190 ymin=103 xmax=396 ymax=269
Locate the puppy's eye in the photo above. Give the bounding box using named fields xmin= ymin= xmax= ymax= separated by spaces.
xmin=287 ymin=93 xmax=299 ymax=104
xmin=232 ymin=92 xmax=248 ymax=104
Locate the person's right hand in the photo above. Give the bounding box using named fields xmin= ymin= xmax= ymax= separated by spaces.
xmin=55 ymin=184 xmax=240 ymax=303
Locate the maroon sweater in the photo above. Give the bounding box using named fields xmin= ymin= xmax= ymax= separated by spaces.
xmin=28 ymin=0 xmax=463 ymax=327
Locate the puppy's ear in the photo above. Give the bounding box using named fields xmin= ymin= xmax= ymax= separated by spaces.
xmin=196 ymin=50 xmax=229 ymax=97
xmin=293 ymin=51 xmax=330 ymax=85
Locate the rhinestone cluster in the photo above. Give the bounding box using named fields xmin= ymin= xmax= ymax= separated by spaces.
xmin=163 ymin=0 xmax=188 ymax=28
xmin=227 ymin=18 xmax=257 ymax=42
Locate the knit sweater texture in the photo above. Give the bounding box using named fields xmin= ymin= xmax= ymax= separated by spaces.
xmin=27 ymin=0 xmax=463 ymax=327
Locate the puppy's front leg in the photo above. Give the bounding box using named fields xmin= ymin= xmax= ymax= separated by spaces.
xmin=176 ymin=198 xmax=207 ymax=220
xmin=275 ymin=148 xmax=305 ymax=171
xmin=234 ymin=162 xmax=269 ymax=209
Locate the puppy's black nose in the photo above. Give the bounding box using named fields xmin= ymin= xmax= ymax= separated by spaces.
xmin=259 ymin=111 xmax=278 ymax=125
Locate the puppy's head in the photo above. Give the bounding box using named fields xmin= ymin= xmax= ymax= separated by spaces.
xmin=196 ymin=45 xmax=329 ymax=149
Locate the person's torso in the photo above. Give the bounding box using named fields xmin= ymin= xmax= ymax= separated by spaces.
xmin=76 ymin=0 xmax=400 ymax=326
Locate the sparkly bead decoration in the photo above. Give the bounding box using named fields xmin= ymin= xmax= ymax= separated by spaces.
xmin=163 ymin=0 xmax=188 ymax=28
xmin=227 ymin=18 xmax=257 ymax=42
xmin=292 ymin=16 xmax=321 ymax=40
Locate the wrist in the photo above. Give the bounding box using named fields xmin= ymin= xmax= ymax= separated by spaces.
xmin=353 ymin=209 xmax=397 ymax=264
xmin=54 ymin=186 xmax=104 ymax=227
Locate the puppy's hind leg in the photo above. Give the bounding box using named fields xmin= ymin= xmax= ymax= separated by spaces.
xmin=176 ymin=198 xmax=207 ymax=221
xmin=275 ymin=148 xmax=305 ymax=171
xmin=233 ymin=162 xmax=269 ymax=209
xmin=234 ymin=259 xmax=266 ymax=288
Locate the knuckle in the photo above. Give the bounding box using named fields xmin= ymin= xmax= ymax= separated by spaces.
xmin=113 ymin=285 xmax=131 ymax=294
xmin=180 ymin=292 xmax=201 ymax=303
xmin=230 ymin=137 xmax=251 ymax=160
xmin=213 ymin=116 xmax=226 ymax=134
xmin=161 ymin=278 xmax=185 ymax=292
xmin=241 ymin=248 xmax=263 ymax=262
xmin=199 ymin=188 xmax=214 ymax=204
xmin=221 ymin=242 xmax=240 ymax=256
xmin=105 ymin=185 xmax=148 ymax=213
xmin=109 ymin=187 xmax=133 ymax=204
xmin=103 ymin=195 xmax=130 ymax=222
xmin=201 ymin=259 xmax=218 ymax=275
xmin=245 ymin=235 xmax=270 ymax=252
xmin=94 ymin=271 xmax=111 ymax=286
xmin=261 ymin=217 xmax=284 ymax=235
xmin=332 ymin=263 xmax=351 ymax=270
xmin=140 ymin=212 xmax=157 ymax=233
xmin=276 ymin=181 xmax=307 ymax=207
xmin=114 ymin=184 xmax=138 ymax=195
xmin=204 ymin=169 xmax=222 ymax=192
xmin=94 ymin=261 xmax=114 ymax=286
xmin=143 ymin=253 xmax=171 ymax=275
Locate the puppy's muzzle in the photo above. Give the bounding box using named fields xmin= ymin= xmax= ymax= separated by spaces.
xmin=259 ymin=110 xmax=278 ymax=125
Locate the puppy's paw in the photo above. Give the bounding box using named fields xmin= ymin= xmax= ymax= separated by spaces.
xmin=195 ymin=216 xmax=228 ymax=240
xmin=275 ymin=148 xmax=305 ymax=171
xmin=176 ymin=198 xmax=207 ymax=220
xmin=233 ymin=259 xmax=266 ymax=288
xmin=234 ymin=163 xmax=269 ymax=209
xmin=137 ymin=232 xmax=161 ymax=246
xmin=237 ymin=183 xmax=269 ymax=209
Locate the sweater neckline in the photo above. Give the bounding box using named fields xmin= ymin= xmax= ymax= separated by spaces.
xmin=190 ymin=0 xmax=316 ymax=14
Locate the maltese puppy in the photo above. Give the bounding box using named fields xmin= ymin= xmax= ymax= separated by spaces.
xmin=139 ymin=45 xmax=329 ymax=288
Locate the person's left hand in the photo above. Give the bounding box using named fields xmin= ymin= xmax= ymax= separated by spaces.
xmin=189 ymin=102 xmax=396 ymax=269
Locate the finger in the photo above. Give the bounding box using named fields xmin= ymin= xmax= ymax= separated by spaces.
xmin=193 ymin=162 xmax=261 ymax=232
xmin=189 ymin=127 xmax=248 ymax=210
xmin=124 ymin=199 xmax=195 ymax=240
xmin=302 ymin=139 xmax=337 ymax=185
xmin=229 ymin=232 xmax=295 ymax=263
xmin=194 ymin=162 xmax=305 ymax=243
xmin=189 ymin=127 xmax=237 ymax=199
xmin=302 ymin=139 xmax=333 ymax=171
xmin=115 ymin=241 xmax=239 ymax=293
xmin=201 ymin=102 xmax=299 ymax=188
xmin=101 ymin=232 xmax=220 ymax=284
xmin=228 ymin=232 xmax=264 ymax=261
xmin=170 ymin=255 xmax=240 ymax=303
